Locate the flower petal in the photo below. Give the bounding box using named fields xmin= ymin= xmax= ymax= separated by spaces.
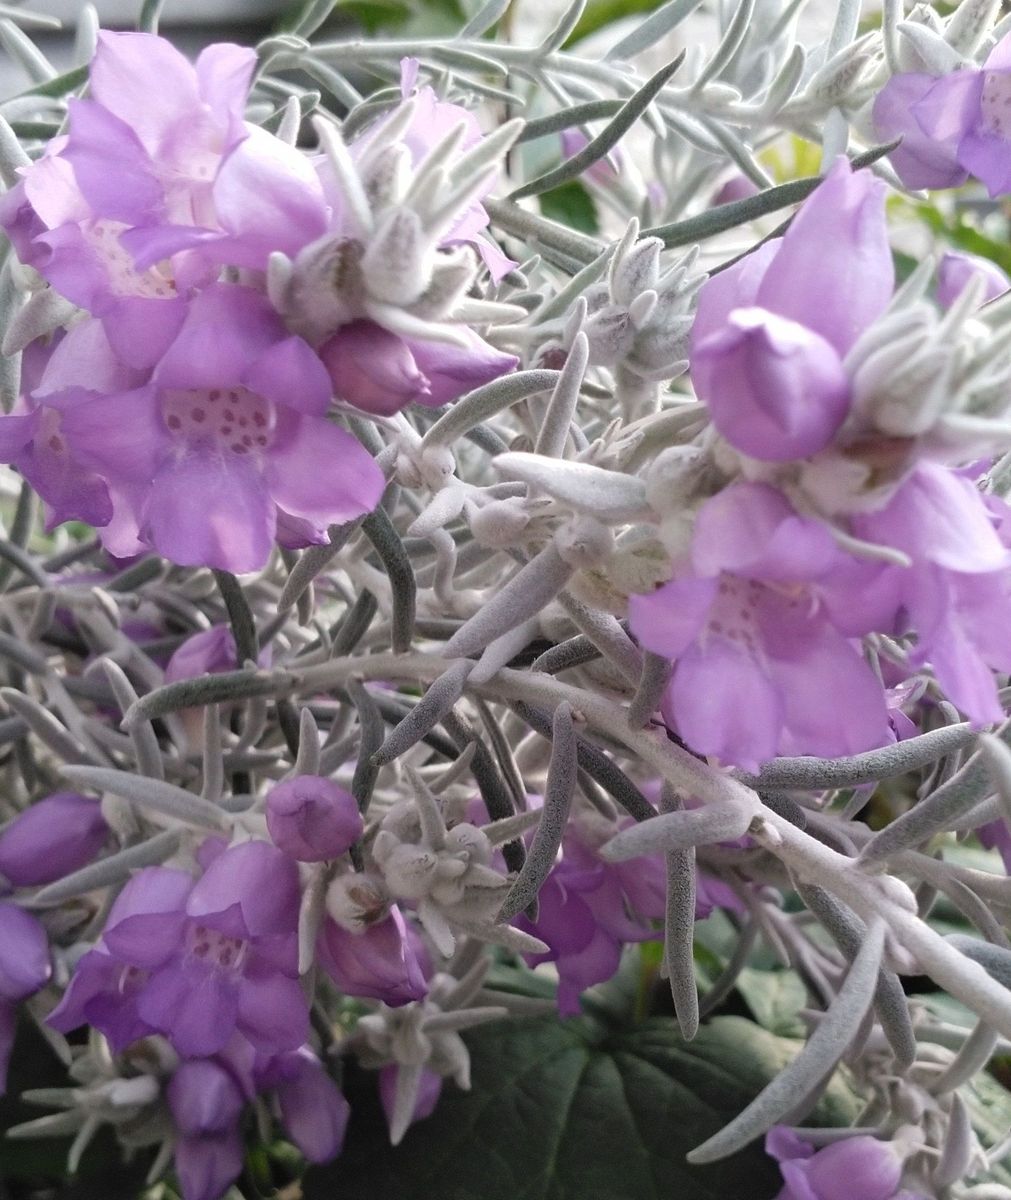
xmin=264 ymin=412 xmax=384 ymax=527
xmin=143 ymin=450 xmax=276 ymax=573
xmin=757 ymin=159 xmax=893 ymax=354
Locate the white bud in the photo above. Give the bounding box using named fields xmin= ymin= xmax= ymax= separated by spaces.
xmin=381 ymin=799 xmax=424 ymax=842
xmin=469 ymin=499 xmax=530 ymax=547
xmin=443 ymin=822 xmax=492 ymax=865
xmin=610 ymin=238 xmax=661 ymax=308
xmin=106 ymin=1075 xmax=160 ymax=1108
xmin=555 ymin=515 xmax=614 ymax=568
xmin=362 ymin=208 xmax=432 ymax=307
xmin=627 ymin=290 xmax=658 ymax=331
xmin=382 ymin=844 xmax=441 ymax=898
xmin=419 ymin=444 xmax=456 ymax=491
xmin=360 ymin=143 xmax=412 ymax=211
xmin=584 ymin=307 xmax=635 ymax=367
xmin=643 ymin=445 xmax=708 ymax=517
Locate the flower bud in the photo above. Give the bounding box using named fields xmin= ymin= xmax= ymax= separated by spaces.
xmin=0 ymin=793 xmax=107 ymax=887
xmin=320 ymin=320 xmax=430 ymax=416
xmin=766 ymin=1127 xmax=908 ymax=1200
xmin=168 ymin=1061 xmax=244 ymax=1138
xmin=443 ymin=822 xmax=492 ymax=865
xmin=469 ymin=499 xmax=530 ymax=547
xmin=693 ymin=306 xmax=850 ymax=462
xmin=405 ymin=330 xmax=519 ymax=407
xmin=937 ymin=250 xmax=1010 ymax=310
xmin=382 ymin=844 xmax=440 ymax=898
xmin=555 ymin=515 xmax=613 ymax=569
xmin=273 ymin=1048 xmax=350 ymax=1164
xmin=317 ymin=905 xmax=428 ymax=1005
xmin=165 ymin=625 xmax=238 ymax=683
xmin=266 ymin=775 xmax=363 ymax=862
xmin=0 ymin=903 xmax=51 ymax=1002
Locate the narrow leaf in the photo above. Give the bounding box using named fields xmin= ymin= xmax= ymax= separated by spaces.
xmin=444 ymin=544 xmax=573 ymax=659
xmin=687 ymin=922 xmax=885 ymax=1163
xmin=498 ymin=701 xmax=577 ymax=921
xmin=60 ymin=766 xmax=227 ymax=831
xmin=509 ymin=55 xmax=684 ymax=201
xmin=602 ymin=801 xmax=752 ymax=860
xmin=31 ymin=830 xmax=181 ymax=905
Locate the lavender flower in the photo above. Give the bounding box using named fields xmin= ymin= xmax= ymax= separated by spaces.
xmin=0 ymin=32 xmax=255 ymax=368
xmin=691 ymin=159 xmax=892 ymax=464
xmin=266 ymin=775 xmax=363 ymax=862
xmin=766 ymin=1128 xmax=922 ymax=1200
xmin=0 ymin=792 xmax=107 ymax=887
xmin=630 ymin=483 xmax=893 ymax=769
xmin=53 ymin=844 xmax=308 ymax=1057
xmin=53 ymin=288 xmax=384 ymax=570
xmin=319 ymin=871 xmax=430 ymax=1004
xmin=874 ymin=33 xmax=1011 ymax=196
xmin=257 ymin=1047 xmax=350 ymax=1163
xmin=167 ymin=1059 xmax=246 ymax=1200
xmin=937 ymin=250 xmax=1010 ymax=309
xmin=0 ymin=904 xmax=51 ymax=1094
xmin=516 ymin=810 xmax=737 ymax=1013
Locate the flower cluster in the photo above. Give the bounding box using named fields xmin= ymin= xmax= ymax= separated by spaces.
xmin=629 ymin=158 xmax=1011 ymax=769
xmin=0 ymin=33 xmax=518 ymax=572
xmin=4 ymin=6 xmax=1011 ymax=1200
xmin=874 ymin=30 xmax=1011 ymax=195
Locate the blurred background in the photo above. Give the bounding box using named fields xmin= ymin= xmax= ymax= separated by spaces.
xmin=0 ymin=0 xmax=845 ymax=98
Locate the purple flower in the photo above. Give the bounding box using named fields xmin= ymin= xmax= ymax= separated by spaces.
xmin=168 ymin=1059 xmax=245 ymax=1200
xmin=49 ymin=865 xmax=193 ymax=1050
xmin=692 ymin=308 xmax=850 ymax=461
xmin=185 ymin=64 xmax=517 ymax=413
xmin=52 ymin=844 xmax=309 ymax=1057
xmin=630 ymin=483 xmax=893 ymax=770
xmin=258 ymin=1046 xmax=350 ymax=1163
xmin=266 ymin=775 xmax=363 ymax=862
xmin=165 ymin=625 xmax=240 ymax=683
xmin=0 ymin=33 xmax=256 ymax=369
xmin=320 ymin=321 xmax=432 ymax=416
xmin=0 ymin=321 xmax=143 ymax=534
xmin=0 ymin=792 xmax=107 ymax=887
xmin=691 ymin=160 xmax=892 ymax=463
xmin=515 ymin=865 xmax=625 ymax=1015
xmin=766 ymin=1127 xmax=917 ymax=1200
xmin=559 ymin=128 xmax=621 ymax=186
xmin=872 ymin=74 xmax=969 ymax=190
xmin=515 ymin=815 xmax=676 ymax=1014
xmin=712 ymin=173 xmax=759 ymax=205
xmin=851 ymin=465 xmax=1011 ymax=724
xmin=937 ymin=251 xmax=1010 ymax=309
xmin=404 ymin=329 xmax=519 ymax=407
xmin=874 ymin=35 xmax=1011 ymax=196
xmin=53 ymin=288 xmax=384 ymax=570
xmin=0 ymin=903 xmax=51 ymax=1094
xmin=317 ymin=905 xmax=428 ymax=1006
xmin=979 ymin=820 xmax=1011 ymax=871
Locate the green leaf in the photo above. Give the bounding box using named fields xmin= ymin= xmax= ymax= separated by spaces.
xmin=736 ymin=969 xmax=807 ymax=1037
xmin=304 ymin=1014 xmax=860 ymax=1200
xmin=539 ymin=181 xmax=600 ymax=236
